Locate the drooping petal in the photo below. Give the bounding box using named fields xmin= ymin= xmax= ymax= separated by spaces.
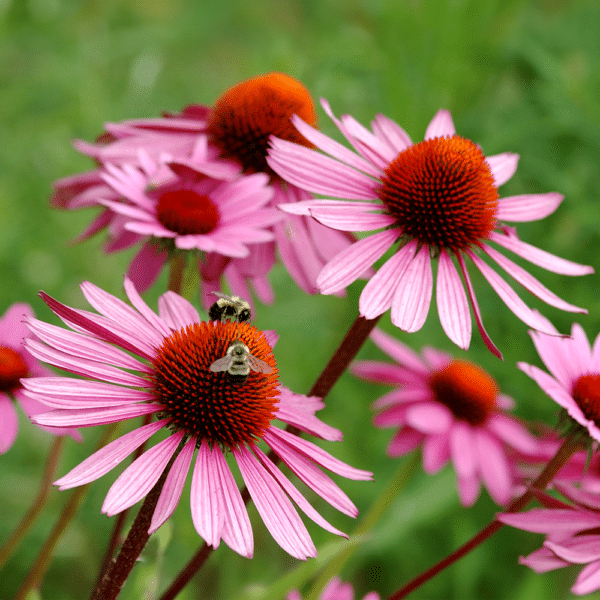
xmin=498 ymin=509 xmax=600 ymax=533
xmin=235 ymin=445 xmax=316 ymax=560
xmin=317 ymin=229 xmax=398 ymax=295
xmin=54 ymin=420 xmax=166 ymax=489
xmin=102 ymin=431 xmax=184 ymax=516
xmin=572 ymin=559 xmax=600 ymax=595
xmin=368 ymin=327 xmax=430 ymax=375
xmin=0 ymin=395 xmax=18 ymax=454
xmin=388 ymin=428 xmax=426 ymax=457
xmin=456 ymin=474 xmax=481 ymax=507
xmin=405 ymin=403 xmax=453 ymax=434
xmin=422 ymin=432 xmax=450 ymax=473
xmin=545 ymin=537 xmax=600 ymax=565
xmin=436 ymin=250 xmax=471 ymax=350
xmin=474 ymin=428 xmax=512 ymax=505
xmin=32 ymin=403 xmax=162 ymax=428
xmin=149 ymin=437 xmax=196 ymax=534
xmin=390 ymin=245 xmax=433 ymax=333
xmin=127 ymin=242 xmax=168 ymax=295
xmin=450 ymin=422 xmax=477 ymax=479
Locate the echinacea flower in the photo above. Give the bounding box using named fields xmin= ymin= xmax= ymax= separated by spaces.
xmin=267 ymin=103 xmax=593 ymax=358
xmin=499 ymin=483 xmax=600 ymax=595
xmin=287 ymin=577 xmax=380 ymax=600
xmin=0 ymin=303 xmax=80 ymax=453
xmin=53 ymin=73 xmax=357 ymax=298
xmin=21 ymin=279 xmax=371 ymax=559
xmin=518 ymin=323 xmax=600 ymax=444
xmin=352 ymin=328 xmax=540 ymax=506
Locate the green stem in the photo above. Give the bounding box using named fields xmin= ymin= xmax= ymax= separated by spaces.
xmin=168 ymin=253 xmax=186 ymax=295
xmin=306 ymin=452 xmax=421 ymax=600
xmin=15 ymin=424 xmax=119 ymax=600
xmin=388 ymin=435 xmax=583 ymax=600
xmin=0 ymin=437 xmax=64 ymax=569
xmin=158 ymin=313 xmax=381 ymax=600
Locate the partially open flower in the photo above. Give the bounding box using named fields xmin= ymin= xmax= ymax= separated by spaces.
xmin=352 ymin=328 xmax=540 ymax=506
xmin=0 ymin=303 xmax=80 ymax=453
xmin=268 ymin=103 xmax=592 ymax=358
xmin=22 ymin=279 xmax=371 ymax=559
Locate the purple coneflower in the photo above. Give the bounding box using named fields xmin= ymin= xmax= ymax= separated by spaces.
xmin=21 ymin=279 xmax=371 ymax=559
xmin=287 ymin=577 xmax=380 ymax=600
xmin=499 ymin=483 xmax=600 ymax=595
xmin=267 ymin=103 xmax=592 ymax=357
xmin=0 ymin=303 xmax=80 ymax=453
xmin=352 ymin=328 xmax=540 ymax=506
xmin=518 ymin=323 xmax=600 ymax=444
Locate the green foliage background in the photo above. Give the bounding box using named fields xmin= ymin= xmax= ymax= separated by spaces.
xmin=1 ymin=0 xmax=600 ymax=598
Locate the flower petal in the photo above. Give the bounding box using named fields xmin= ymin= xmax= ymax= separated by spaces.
xmin=486 ymin=153 xmax=519 ymax=187
xmin=424 ymin=109 xmax=455 ymax=139
xmin=495 ymin=192 xmax=563 ymax=222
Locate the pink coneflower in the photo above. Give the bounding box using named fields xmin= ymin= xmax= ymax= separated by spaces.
xmin=287 ymin=577 xmax=380 ymax=600
xmin=499 ymin=483 xmax=600 ymax=595
xmin=352 ymin=328 xmax=540 ymax=506
xmin=97 ymin=148 xmax=282 ymax=293
xmin=267 ymin=103 xmax=592 ymax=358
xmin=21 ymin=279 xmax=371 ymax=559
xmin=518 ymin=323 xmax=600 ymax=444
xmin=0 ymin=303 xmax=80 ymax=453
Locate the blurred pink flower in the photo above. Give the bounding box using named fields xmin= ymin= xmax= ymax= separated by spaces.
xmin=518 ymin=323 xmax=600 ymax=443
xmin=52 ymin=73 xmax=357 ymax=298
xmin=268 ymin=102 xmax=592 ymax=358
xmin=287 ymin=577 xmax=380 ymax=600
xmin=499 ymin=483 xmax=600 ymax=595
xmin=352 ymin=328 xmax=541 ymax=506
xmin=21 ymin=279 xmax=371 ymax=559
xmin=0 ymin=303 xmax=80 ymax=453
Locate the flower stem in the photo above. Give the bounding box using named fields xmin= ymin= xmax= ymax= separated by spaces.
xmin=168 ymin=253 xmax=186 ymax=294
xmin=91 ymin=439 xmax=185 ymax=600
xmin=388 ymin=435 xmax=583 ymax=599
xmin=0 ymin=437 xmax=64 ymax=569
xmin=158 ymin=313 xmax=381 ymax=600
xmin=15 ymin=425 xmax=118 ymax=600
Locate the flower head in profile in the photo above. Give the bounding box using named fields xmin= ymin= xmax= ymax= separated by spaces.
xmin=21 ymin=279 xmax=371 ymax=559
xmin=352 ymin=328 xmax=540 ymax=506
xmin=268 ymin=103 xmax=592 ymax=358
xmin=287 ymin=577 xmax=380 ymax=600
xmin=0 ymin=303 xmax=80 ymax=453
xmin=518 ymin=323 xmax=600 ymax=445
xmin=499 ymin=483 xmax=600 ymax=596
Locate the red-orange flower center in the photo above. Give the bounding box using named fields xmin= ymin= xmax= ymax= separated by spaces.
xmin=156 ymin=189 xmax=219 ymax=235
xmin=151 ymin=321 xmax=279 ymax=448
xmin=206 ymin=72 xmax=317 ymax=180
xmin=572 ymin=374 xmax=600 ymax=427
xmin=377 ymin=136 xmax=499 ymax=251
xmin=0 ymin=346 xmax=28 ymax=393
xmin=429 ymin=359 xmax=498 ymax=426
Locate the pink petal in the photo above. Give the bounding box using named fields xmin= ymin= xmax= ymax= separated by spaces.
xmin=467 ymin=251 xmax=558 ymax=335
xmin=1 ymin=303 xmax=34 ymax=346
xmin=317 ymin=230 xmax=398 ymax=295
xmin=486 ymin=153 xmax=519 ymax=187
xmin=102 ymin=431 xmax=184 ymax=516
xmin=267 ymin=137 xmax=378 ymax=200
xmin=519 ymin=546 xmax=570 ymax=573
xmin=388 ymin=428 xmax=425 ymax=457
xmin=436 ymin=250 xmax=471 ymax=349
xmin=422 ymin=432 xmax=450 ymax=473
xmin=235 ymin=445 xmax=316 ymax=560
xmin=252 ymin=445 xmax=347 ymax=537
xmin=275 ymin=403 xmax=342 ymax=442
xmin=32 ymin=403 xmax=162 ymax=428
xmin=474 ymin=428 xmax=512 ymax=505
xmin=309 ymin=205 xmax=396 ymax=232
xmin=149 ymin=437 xmax=195 ymax=534
xmin=123 ymin=276 xmax=172 ymax=337
xmin=191 ymin=440 xmax=225 ymax=549
xmin=54 ymin=420 xmax=166 ymax=489
xmin=572 ymin=560 xmax=600 ymax=595
xmin=486 ymin=414 xmax=539 ymax=455
xmin=371 ymin=386 xmax=432 ymax=410
xmin=528 ymin=330 xmax=574 ymax=390
xmin=498 ymin=509 xmax=600 ymax=533
xmin=457 ymin=474 xmax=481 ymax=507
xmin=481 ymin=243 xmax=586 ymax=313
xmin=339 ymin=113 xmax=397 ymax=167
xmin=368 ymin=326 xmax=430 ymax=374
xmin=489 ymin=230 xmax=594 ymax=276
xmin=0 ymin=395 xmax=18 ymax=453
xmin=157 ymin=291 xmax=200 ymax=330
xmin=495 ymin=192 xmax=563 ymax=222
xmin=391 ymin=245 xmax=433 ymax=332
xmin=371 ymin=113 xmax=412 ymax=153
xmin=424 ymin=109 xmax=455 ymax=139
xmin=406 ymin=403 xmax=453 ymax=433
xmin=546 ymin=537 xmax=600 ymax=564
xmin=455 ymin=254 xmax=502 ymax=360
xmin=450 ymin=422 xmax=477 ymax=479
xmin=359 ymin=240 xmax=417 ymax=320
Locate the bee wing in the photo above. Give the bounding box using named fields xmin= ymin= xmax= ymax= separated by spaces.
xmin=247 ymin=355 xmax=273 ymax=374
xmin=211 ymin=291 xmax=230 ymax=300
xmin=210 ymin=355 xmax=235 ymax=372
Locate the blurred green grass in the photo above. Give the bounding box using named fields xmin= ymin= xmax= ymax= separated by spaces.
xmin=1 ymin=0 xmax=600 ymax=598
